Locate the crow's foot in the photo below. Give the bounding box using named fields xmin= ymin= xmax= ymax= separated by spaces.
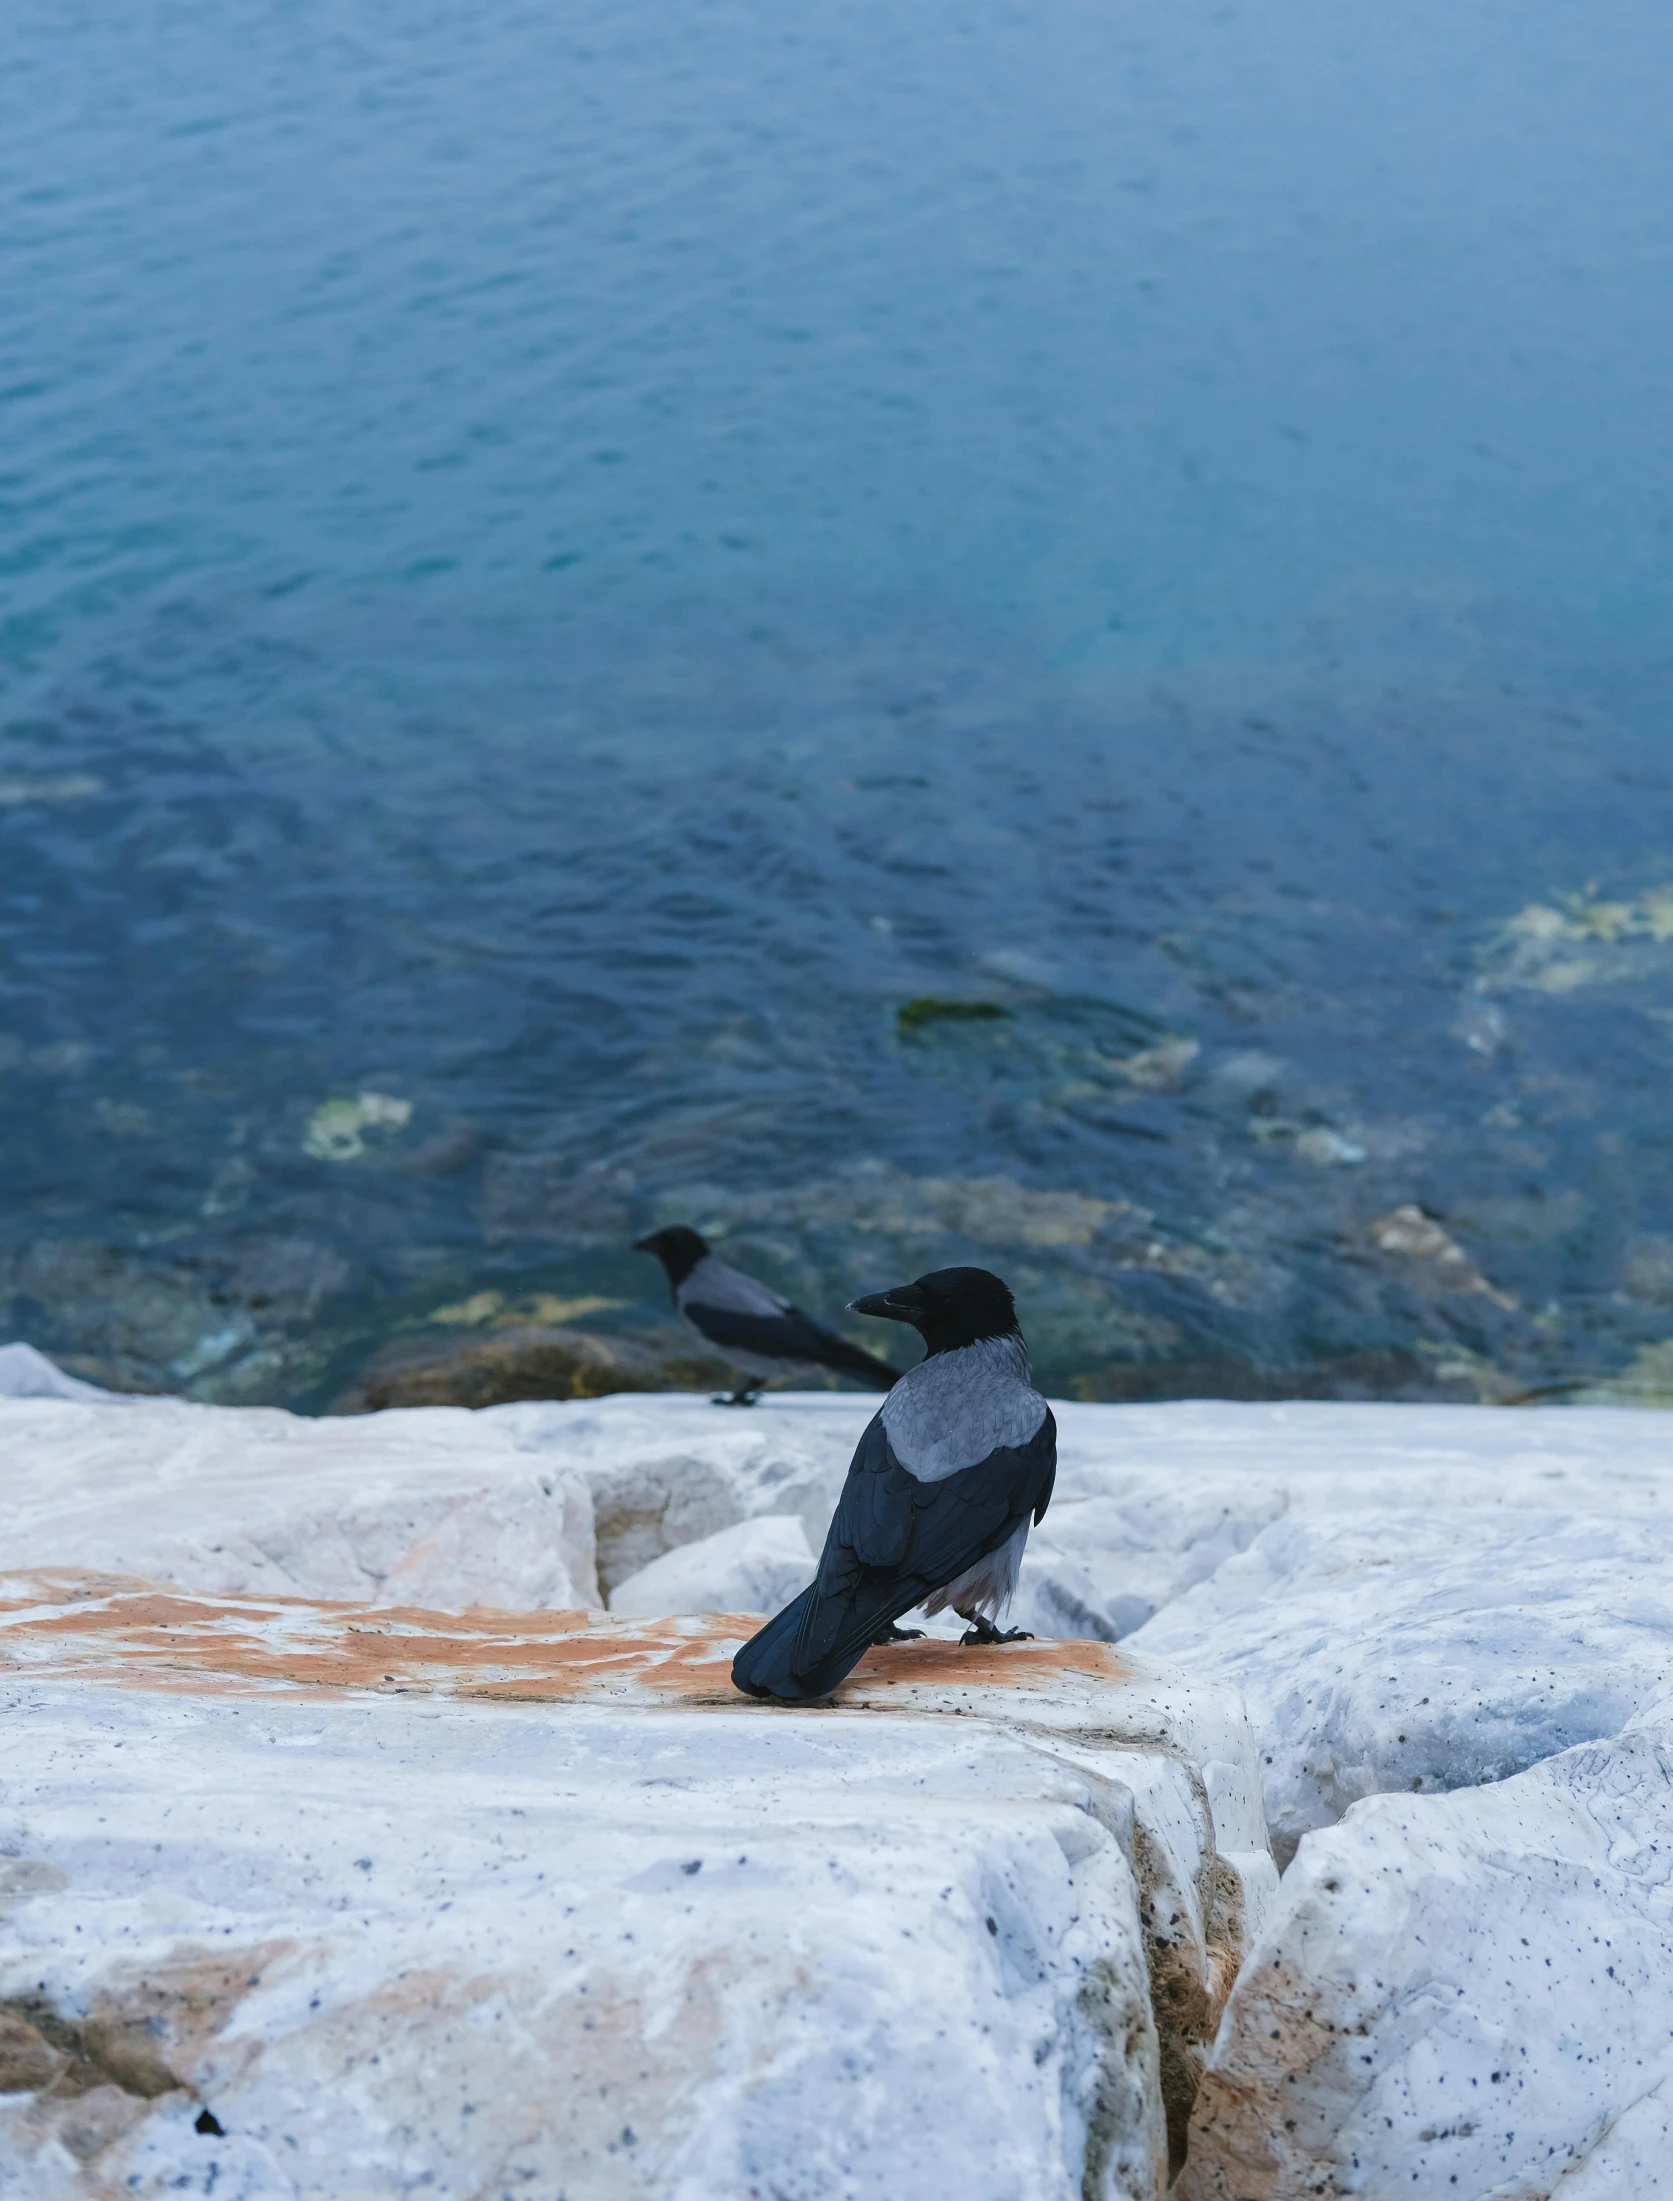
xmin=869 ymin=1623 xmax=925 ymax=1645
xmin=710 ymin=1389 xmax=761 ymax=1408
xmin=958 ymin=1615 xmax=1034 ymax=1647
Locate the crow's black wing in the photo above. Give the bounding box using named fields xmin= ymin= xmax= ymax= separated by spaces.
xmin=862 ymin=1409 xmax=1056 ymax=1596
xmin=684 ymin=1299 xmax=898 ymax=1388
xmin=732 ymin=1408 xmax=1056 ymax=1700
xmin=793 ymin=1409 xmax=1056 ymax=1679
xmin=1031 ymin=1434 xmax=1056 ymax=1526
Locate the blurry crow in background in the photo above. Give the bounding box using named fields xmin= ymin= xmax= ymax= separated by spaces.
xmin=633 ymin=1226 xmax=901 ymax=1405
xmin=732 ymin=1266 xmax=1054 ymax=1700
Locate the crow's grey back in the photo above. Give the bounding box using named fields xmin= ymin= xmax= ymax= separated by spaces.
xmin=880 ymin=1334 xmax=1045 ymax=1481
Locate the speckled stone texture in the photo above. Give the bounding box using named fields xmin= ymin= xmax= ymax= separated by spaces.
xmin=0 ymin=1585 xmax=1271 ymax=2200
xmin=1178 ymin=1702 xmax=1673 ymax=2200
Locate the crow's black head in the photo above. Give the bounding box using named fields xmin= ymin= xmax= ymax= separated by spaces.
xmin=849 ymin=1266 xmax=1020 ymax=1357
xmin=632 ymin=1225 xmax=710 ymax=1290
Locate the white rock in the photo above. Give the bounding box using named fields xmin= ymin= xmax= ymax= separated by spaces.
xmin=1551 ymin=2079 xmax=1673 ymax=2197
xmin=1179 ymin=1704 xmax=1673 ymax=2201
xmin=0 ymin=1591 xmax=1274 ymax=2201
xmin=486 ymin=1391 xmax=1280 ymax=1626
xmin=43 ymin=1372 xmax=1673 ymax=2194
xmin=607 ymin=1513 xmax=816 ymax=1616
xmin=485 ymin=1390 xmax=868 ymax=1593
xmin=0 ymin=1341 xmax=121 ymax=1402
xmin=1131 ymin=1499 xmax=1673 ymax=1854
xmin=0 ymin=1689 xmax=1165 ymax=2200
xmin=1035 ymin=1396 xmax=1673 ymax=1644
xmin=13 ymin=1367 xmax=1673 ymax=1858
xmin=0 ymin=1391 xmax=598 ymax=1610
xmin=490 ymin=1395 xmax=1673 ymax=1869
xmin=490 ymin=1390 xmax=1673 ymax=1643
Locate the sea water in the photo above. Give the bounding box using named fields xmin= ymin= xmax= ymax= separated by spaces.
xmin=3 ymin=0 xmax=1672 ymax=1404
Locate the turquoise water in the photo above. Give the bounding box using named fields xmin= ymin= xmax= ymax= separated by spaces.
xmin=3 ymin=0 xmax=1672 ymax=1403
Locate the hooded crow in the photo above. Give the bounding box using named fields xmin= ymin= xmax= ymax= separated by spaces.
xmin=633 ymin=1226 xmax=901 ymax=1406
xmin=731 ymin=1266 xmax=1054 ymax=1700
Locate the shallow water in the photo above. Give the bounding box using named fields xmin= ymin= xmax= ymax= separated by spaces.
xmin=3 ymin=0 xmax=1672 ymax=1404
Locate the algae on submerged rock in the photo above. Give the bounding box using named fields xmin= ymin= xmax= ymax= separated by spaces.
xmin=302 ymin=1091 xmax=413 ymax=1163
xmin=334 ymin=1322 xmax=730 ymax=1412
xmin=895 ymin=996 xmax=1011 ymax=1037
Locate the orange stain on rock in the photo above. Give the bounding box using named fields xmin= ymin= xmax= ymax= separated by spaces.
xmin=0 ymin=1573 xmax=1129 ymax=1709
xmin=847 ymin=1634 xmax=1128 ymax=1690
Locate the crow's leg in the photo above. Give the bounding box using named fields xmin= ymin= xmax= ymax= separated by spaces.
xmin=958 ymin=1611 xmax=1034 ymax=1647
xmin=710 ymin=1383 xmax=762 ymax=1407
xmin=869 ymin=1622 xmax=925 ymax=1645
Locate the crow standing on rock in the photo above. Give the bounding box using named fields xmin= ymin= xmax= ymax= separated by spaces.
xmin=732 ymin=1267 xmax=1055 ymax=1701
xmin=633 ymin=1226 xmax=901 ymax=1405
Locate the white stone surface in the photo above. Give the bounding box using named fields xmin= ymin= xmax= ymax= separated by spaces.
xmin=1036 ymin=1396 xmax=1673 ymax=1644
xmin=0 ymin=1392 xmax=598 ymax=1610
xmin=0 ymin=1684 xmax=1165 ymax=2200
xmin=607 ymin=1513 xmax=816 ymax=1617
xmin=0 ymin=1587 xmax=1278 ymax=2201
xmin=493 ymin=1393 xmax=1673 ymax=1851
xmin=1179 ymin=1702 xmax=1673 ymax=2201
xmin=489 ymin=1387 xmax=1673 ymax=1626
xmin=11 ymin=1374 xmax=1673 ymax=1854
xmin=1132 ymin=1504 xmax=1673 ymax=1852
xmin=485 ymin=1391 xmax=867 ymax=1593
xmin=0 ymin=1342 xmax=120 ymax=1402
xmin=1551 ymin=2080 xmax=1673 ymax=2198
xmin=13 ymin=1359 xmax=1673 ymax=2197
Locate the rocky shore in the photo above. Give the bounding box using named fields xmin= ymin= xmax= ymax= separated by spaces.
xmin=3 ymin=1346 xmax=1670 ymax=2197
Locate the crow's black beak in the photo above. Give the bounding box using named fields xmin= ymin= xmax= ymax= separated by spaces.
xmin=849 ymin=1282 xmax=927 ymax=1324
xmin=631 ymin=1234 xmax=659 ymax=1253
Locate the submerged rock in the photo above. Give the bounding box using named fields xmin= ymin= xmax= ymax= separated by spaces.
xmin=0 ymin=771 xmax=104 ymax=807
xmin=1292 ymin=1125 xmax=1365 ymax=1165
xmin=420 ymin=1287 xmax=628 ymax=1329
xmin=1369 ymin=1202 xmax=1516 ymax=1307
xmin=1248 ymin=1118 xmax=1366 ymax=1165
xmin=301 ymin=1090 xmax=412 ymax=1163
xmin=654 ymin=1157 xmax=1132 ymax=1251
xmin=896 ymin=995 xmax=1011 ymax=1037
xmin=1479 ymin=881 xmax=1673 ymax=994
xmin=479 ymin=1152 xmax=638 ymax=1245
xmin=0 ymin=1237 xmax=351 ymax=1403
xmin=334 ymin=1323 xmax=728 ymax=1412
xmin=1105 ymin=1035 xmax=1199 ymax=1089
xmin=1578 ymin=1337 xmax=1673 ymax=1406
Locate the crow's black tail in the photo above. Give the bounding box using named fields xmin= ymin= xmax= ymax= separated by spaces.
xmin=731 ymin=1586 xmax=825 ymax=1700
xmin=731 ymin=1574 xmax=922 ymax=1702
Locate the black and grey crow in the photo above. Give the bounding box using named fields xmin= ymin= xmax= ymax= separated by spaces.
xmin=633 ymin=1226 xmax=901 ymax=1405
xmin=731 ymin=1266 xmax=1055 ymax=1700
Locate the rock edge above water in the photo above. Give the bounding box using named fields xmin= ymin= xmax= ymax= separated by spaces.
xmin=6 ymin=1362 xmax=1673 ymax=2196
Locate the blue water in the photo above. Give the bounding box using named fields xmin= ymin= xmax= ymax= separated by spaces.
xmin=3 ymin=0 xmax=1672 ymax=1403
